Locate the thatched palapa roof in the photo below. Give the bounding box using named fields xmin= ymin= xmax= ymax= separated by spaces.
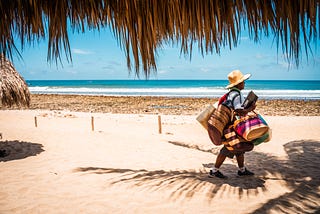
xmin=0 ymin=55 xmax=30 ymax=107
xmin=0 ymin=0 xmax=319 ymax=77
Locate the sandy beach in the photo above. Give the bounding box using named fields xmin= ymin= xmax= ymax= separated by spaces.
xmin=1 ymin=95 xmax=320 ymax=213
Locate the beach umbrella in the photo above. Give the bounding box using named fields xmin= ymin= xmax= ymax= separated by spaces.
xmin=0 ymin=55 xmax=30 ymax=107
xmin=0 ymin=0 xmax=319 ymax=77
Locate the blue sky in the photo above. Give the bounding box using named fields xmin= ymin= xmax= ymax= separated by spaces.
xmin=12 ymin=26 xmax=320 ymax=80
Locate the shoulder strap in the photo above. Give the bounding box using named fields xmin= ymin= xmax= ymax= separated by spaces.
xmin=228 ymin=87 xmax=241 ymax=103
xmin=229 ymin=87 xmax=240 ymax=93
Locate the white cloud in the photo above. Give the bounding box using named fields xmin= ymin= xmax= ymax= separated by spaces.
xmin=200 ymin=68 xmax=210 ymax=73
xmin=64 ymin=68 xmax=78 ymax=74
xmin=278 ymin=61 xmax=290 ymax=69
xmin=255 ymin=54 xmax=265 ymax=59
xmin=72 ymin=48 xmax=94 ymax=55
xmin=158 ymin=69 xmax=168 ymax=74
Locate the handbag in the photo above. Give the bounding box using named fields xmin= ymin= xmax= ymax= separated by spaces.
xmin=196 ymin=102 xmax=218 ymax=130
xmin=222 ymin=126 xmax=254 ymax=152
xmin=208 ymin=104 xmax=233 ymax=134
xmin=252 ymin=129 xmax=272 ymax=145
xmin=207 ymin=104 xmax=234 ymax=146
xmin=226 ymin=142 xmax=254 ymax=152
xmin=204 ymin=103 xmax=233 ymax=146
xmin=233 ymin=113 xmax=269 ymax=141
xmin=223 ymin=126 xmax=240 ymax=146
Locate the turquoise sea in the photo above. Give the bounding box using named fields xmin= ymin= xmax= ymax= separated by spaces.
xmin=26 ymin=80 xmax=320 ymax=100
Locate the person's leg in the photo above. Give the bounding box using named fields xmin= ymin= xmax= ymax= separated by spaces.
xmin=215 ymin=153 xmax=227 ymax=169
xmin=236 ymin=153 xmax=244 ymax=168
xmin=236 ymin=153 xmax=254 ymax=176
xmin=209 ymin=147 xmax=230 ymax=179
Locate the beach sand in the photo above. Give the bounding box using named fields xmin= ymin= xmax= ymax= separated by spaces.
xmin=1 ymin=95 xmax=320 ymax=213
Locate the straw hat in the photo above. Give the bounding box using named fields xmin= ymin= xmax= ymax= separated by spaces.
xmin=226 ymin=70 xmax=251 ymax=89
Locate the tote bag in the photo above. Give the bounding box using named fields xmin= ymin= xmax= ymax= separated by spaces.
xmin=196 ymin=102 xmax=218 ymax=130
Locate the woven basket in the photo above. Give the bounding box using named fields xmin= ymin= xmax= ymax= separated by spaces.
xmin=233 ymin=114 xmax=269 ymax=141
xmin=196 ymin=103 xmax=216 ymax=130
xmin=208 ymin=105 xmax=232 ymax=135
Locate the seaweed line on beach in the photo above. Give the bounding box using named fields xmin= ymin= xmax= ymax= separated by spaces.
xmin=2 ymin=94 xmax=320 ymax=116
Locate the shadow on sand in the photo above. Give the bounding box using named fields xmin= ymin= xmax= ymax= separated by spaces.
xmin=0 ymin=140 xmax=45 ymax=161
xmin=75 ymin=140 xmax=320 ymax=213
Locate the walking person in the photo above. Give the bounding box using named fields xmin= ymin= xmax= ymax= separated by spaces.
xmin=209 ymin=70 xmax=256 ymax=179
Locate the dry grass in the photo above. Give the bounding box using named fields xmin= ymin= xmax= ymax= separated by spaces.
xmin=0 ymin=55 xmax=30 ymax=107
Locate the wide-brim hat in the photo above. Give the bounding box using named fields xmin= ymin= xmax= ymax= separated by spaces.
xmin=226 ymin=70 xmax=251 ymax=89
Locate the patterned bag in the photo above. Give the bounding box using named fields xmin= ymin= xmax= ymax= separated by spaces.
xmin=207 ymin=104 xmax=233 ymax=146
xmin=223 ymin=126 xmax=240 ymax=147
xmin=252 ymin=129 xmax=272 ymax=145
xmin=233 ymin=113 xmax=269 ymax=141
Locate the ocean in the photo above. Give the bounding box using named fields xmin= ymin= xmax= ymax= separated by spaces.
xmin=26 ymin=80 xmax=320 ymax=100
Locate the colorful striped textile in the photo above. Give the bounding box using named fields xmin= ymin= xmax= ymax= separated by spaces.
xmin=233 ymin=114 xmax=269 ymax=141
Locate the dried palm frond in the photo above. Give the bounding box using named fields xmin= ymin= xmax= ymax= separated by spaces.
xmin=0 ymin=55 xmax=30 ymax=107
xmin=0 ymin=0 xmax=319 ymax=78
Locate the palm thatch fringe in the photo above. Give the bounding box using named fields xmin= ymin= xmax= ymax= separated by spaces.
xmin=0 ymin=55 xmax=30 ymax=107
xmin=0 ymin=0 xmax=319 ymax=77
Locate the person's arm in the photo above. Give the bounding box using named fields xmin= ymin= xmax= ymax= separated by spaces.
xmin=232 ymin=93 xmax=256 ymax=116
xmin=235 ymin=103 xmax=256 ymax=116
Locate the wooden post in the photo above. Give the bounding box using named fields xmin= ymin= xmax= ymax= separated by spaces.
xmin=34 ymin=116 xmax=38 ymax=127
xmin=158 ymin=115 xmax=162 ymax=134
xmin=91 ymin=116 xmax=94 ymax=131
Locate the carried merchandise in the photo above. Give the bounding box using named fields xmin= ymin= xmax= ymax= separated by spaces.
xmin=252 ymin=129 xmax=272 ymax=145
xmin=223 ymin=126 xmax=240 ymax=146
xmin=196 ymin=88 xmax=239 ymax=130
xmin=242 ymin=90 xmax=258 ymax=108
xmin=233 ymin=113 xmax=269 ymax=141
xmin=208 ymin=104 xmax=233 ymax=135
xmin=207 ymin=104 xmax=233 ymax=146
xmin=196 ymin=102 xmax=218 ymax=130
xmin=223 ymin=141 xmax=254 ymax=152
xmin=222 ymin=126 xmax=254 ymax=152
